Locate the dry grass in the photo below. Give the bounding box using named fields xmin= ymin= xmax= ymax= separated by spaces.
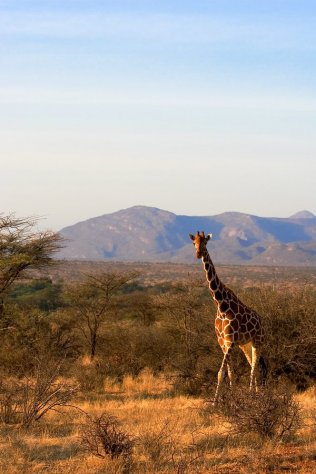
xmin=103 ymin=368 xmax=173 ymax=397
xmin=0 ymin=372 xmax=315 ymax=473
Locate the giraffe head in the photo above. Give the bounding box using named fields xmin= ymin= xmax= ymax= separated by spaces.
xmin=189 ymin=231 xmax=212 ymax=259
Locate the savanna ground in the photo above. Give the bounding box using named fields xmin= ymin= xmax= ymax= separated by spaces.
xmin=0 ymin=371 xmax=315 ymax=473
xmin=1 ymin=261 xmax=316 ymax=473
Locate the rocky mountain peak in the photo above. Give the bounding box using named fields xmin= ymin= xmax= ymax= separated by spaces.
xmin=290 ymin=210 xmax=315 ymax=219
xmin=58 ymin=206 xmax=316 ymax=265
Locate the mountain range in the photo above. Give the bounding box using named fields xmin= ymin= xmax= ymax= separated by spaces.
xmin=58 ymin=206 xmax=316 ymax=266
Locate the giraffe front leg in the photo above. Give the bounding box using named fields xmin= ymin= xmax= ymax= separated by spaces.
xmin=213 ymin=348 xmax=232 ymax=404
xmin=226 ymin=354 xmax=234 ymax=388
xmin=213 ymin=360 xmax=225 ymax=404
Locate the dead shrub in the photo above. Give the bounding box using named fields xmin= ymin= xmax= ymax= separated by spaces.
xmin=20 ymin=376 xmax=77 ymax=429
xmin=208 ymin=386 xmax=301 ymax=441
xmin=0 ymin=359 xmax=78 ymax=428
xmin=80 ymin=411 xmax=133 ymax=472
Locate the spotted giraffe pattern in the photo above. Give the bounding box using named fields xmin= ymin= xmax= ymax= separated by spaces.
xmin=189 ymin=231 xmax=265 ymax=401
xmin=204 ymin=252 xmax=265 ymax=350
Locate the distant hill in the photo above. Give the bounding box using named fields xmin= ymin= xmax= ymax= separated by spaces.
xmin=58 ymin=206 xmax=316 ymax=266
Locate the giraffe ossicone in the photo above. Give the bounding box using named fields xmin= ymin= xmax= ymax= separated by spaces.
xmin=189 ymin=230 xmax=266 ymax=403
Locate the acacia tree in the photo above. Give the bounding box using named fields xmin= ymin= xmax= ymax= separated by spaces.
xmin=66 ymin=271 xmax=138 ymax=360
xmin=0 ymin=214 xmax=62 ymax=314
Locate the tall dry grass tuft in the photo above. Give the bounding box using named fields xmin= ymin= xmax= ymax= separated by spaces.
xmin=118 ymin=368 xmax=172 ymax=397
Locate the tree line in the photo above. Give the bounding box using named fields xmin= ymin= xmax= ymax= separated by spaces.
xmin=1 ymin=214 xmax=315 ymax=399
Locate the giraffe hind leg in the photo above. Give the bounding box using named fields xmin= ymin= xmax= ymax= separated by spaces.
xmin=239 ymin=342 xmax=258 ymax=391
xmin=250 ymin=346 xmax=258 ymax=391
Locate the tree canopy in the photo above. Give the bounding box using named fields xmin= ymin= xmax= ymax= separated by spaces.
xmin=0 ymin=214 xmax=63 ymax=298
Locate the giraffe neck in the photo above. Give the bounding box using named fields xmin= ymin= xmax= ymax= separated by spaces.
xmin=202 ymin=249 xmax=225 ymax=305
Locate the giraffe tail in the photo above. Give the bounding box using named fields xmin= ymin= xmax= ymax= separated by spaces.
xmin=259 ymin=356 xmax=268 ymax=385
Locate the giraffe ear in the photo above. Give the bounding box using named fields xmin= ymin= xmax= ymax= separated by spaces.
xmin=189 ymin=233 xmax=195 ymax=241
xmin=206 ymin=233 xmax=213 ymax=241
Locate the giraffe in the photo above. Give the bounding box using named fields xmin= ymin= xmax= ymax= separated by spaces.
xmin=189 ymin=231 xmax=266 ymax=402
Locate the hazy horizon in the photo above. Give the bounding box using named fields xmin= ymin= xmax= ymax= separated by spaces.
xmin=1 ymin=1 xmax=316 ymax=230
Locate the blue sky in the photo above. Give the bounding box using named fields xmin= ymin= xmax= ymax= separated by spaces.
xmin=1 ymin=0 xmax=315 ymax=229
